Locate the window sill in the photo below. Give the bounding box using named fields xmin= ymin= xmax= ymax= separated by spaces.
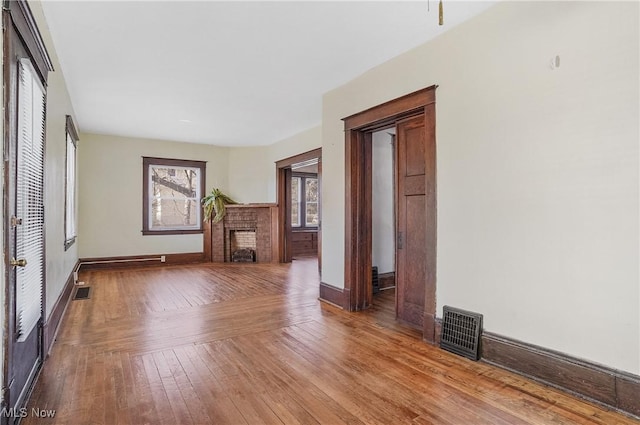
xmin=64 ymin=237 xmax=76 ymax=251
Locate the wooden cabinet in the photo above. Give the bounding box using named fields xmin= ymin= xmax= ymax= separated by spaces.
xmin=291 ymin=231 xmax=318 ymax=257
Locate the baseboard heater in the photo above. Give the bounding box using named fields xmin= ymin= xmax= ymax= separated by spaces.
xmin=440 ymin=306 xmax=483 ymax=361
xmin=79 ymin=257 xmax=164 ymax=266
xmin=74 ymin=256 xmax=165 ymax=284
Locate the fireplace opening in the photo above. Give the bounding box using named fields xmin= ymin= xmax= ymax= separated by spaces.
xmin=232 ymin=248 xmax=255 ymax=262
xmin=230 ymin=230 xmax=257 ymax=263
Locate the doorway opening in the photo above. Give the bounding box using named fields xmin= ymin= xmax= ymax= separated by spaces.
xmin=342 ymin=86 xmax=437 ymax=342
xmin=371 ymin=128 xmax=397 ymax=296
xmin=276 ymin=148 xmax=322 ymax=269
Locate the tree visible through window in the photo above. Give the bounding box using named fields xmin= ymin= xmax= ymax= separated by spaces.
xmin=305 ymin=177 xmax=318 ymax=226
xmin=142 ymin=157 xmax=206 ymax=235
xmin=291 ymin=174 xmax=318 ymax=228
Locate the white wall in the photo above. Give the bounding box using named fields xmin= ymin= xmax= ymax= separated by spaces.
xmin=31 ymin=2 xmax=80 ymax=319
xmin=372 ymin=131 xmax=395 ymax=274
xmin=321 ymin=1 xmax=639 ymax=374
xmin=227 ymin=125 xmax=322 ymax=203
xmin=78 ymin=133 xmax=230 ymax=258
xmin=227 ymin=146 xmax=271 ymax=203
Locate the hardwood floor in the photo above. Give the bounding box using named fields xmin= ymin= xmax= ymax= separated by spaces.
xmin=25 ymin=259 xmax=638 ymax=424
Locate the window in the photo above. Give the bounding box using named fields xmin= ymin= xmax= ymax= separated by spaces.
xmin=64 ymin=115 xmax=78 ymax=250
xmin=291 ymin=173 xmax=319 ymax=229
xmin=142 ymin=157 xmax=206 ymax=235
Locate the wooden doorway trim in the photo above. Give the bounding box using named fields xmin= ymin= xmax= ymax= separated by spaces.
xmin=275 ymin=148 xmax=322 ymax=263
xmin=342 ymin=86 xmax=437 ymax=342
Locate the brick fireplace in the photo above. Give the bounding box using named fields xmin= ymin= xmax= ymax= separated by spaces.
xmin=204 ymin=204 xmax=278 ymax=263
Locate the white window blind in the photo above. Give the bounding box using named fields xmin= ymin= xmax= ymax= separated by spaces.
xmin=16 ymin=59 xmax=45 ymax=341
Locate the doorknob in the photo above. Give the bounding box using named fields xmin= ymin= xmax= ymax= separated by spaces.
xmin=10 ymin=258 xmax=27 ymax=267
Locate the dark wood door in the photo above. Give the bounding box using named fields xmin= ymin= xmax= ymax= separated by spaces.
xmin=3 ymin=11 xmax=47 ymax=420
xmin=395 ymin=114 xmax=427 ymax=328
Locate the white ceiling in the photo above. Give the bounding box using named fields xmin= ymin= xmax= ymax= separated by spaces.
xmin=41 ymin=1 xmax=495 ymax=147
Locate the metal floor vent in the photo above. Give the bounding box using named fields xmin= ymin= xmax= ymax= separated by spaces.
xmin=440 ymin=306 xmax=483 ymax=361
xmin=73 ymin=286 xmax=91 ymax=300
xmin=372 ymin=266 xmax=380 ymax=294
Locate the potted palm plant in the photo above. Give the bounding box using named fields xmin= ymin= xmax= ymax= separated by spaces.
xmin=202 ymin=188 xmax=238 ymax=223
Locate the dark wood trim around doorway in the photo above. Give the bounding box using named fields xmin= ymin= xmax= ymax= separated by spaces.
xmin=343 ymin=88 xmax=436 ymax=131
xmin=275 ymin=148 xmax=322 ymax=263
xmin=340 ymin=86 xmax=437 ymax=343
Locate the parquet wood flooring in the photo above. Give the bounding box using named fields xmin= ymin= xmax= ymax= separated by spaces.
xmin=24 ymin=259 xmax=639 ymax=424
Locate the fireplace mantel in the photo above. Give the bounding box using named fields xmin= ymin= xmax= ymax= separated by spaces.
xmin=203 ymin=204 xmax=279 ymax=263
xmin=225 ymin=203 xmax=277 ymax=208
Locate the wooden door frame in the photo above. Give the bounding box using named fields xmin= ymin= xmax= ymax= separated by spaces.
xmin=342 ymin=86 xmax=437 ymax=342
xmin=275 ymin=148 xmax=322 ymax=263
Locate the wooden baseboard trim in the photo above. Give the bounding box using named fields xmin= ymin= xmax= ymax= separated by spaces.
xmin=342 ymin=287 xmax=352 ymax=311
xmin=481 ymin=332 xmax=640 ymax=418
xmin=378 ymin=272 xmax=395 ymax=289
xmin=43 ymin=261 xmax=78 ymax=355
xmin=423 ymin=313 xmax=436 ymax=344
xmin=319 ymin=282 xmax=345 ymax=309
xmin=79 ymin=252 xmax=205 ymax=270
xmin=434 ymin=317 xmax=442 ymax=346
